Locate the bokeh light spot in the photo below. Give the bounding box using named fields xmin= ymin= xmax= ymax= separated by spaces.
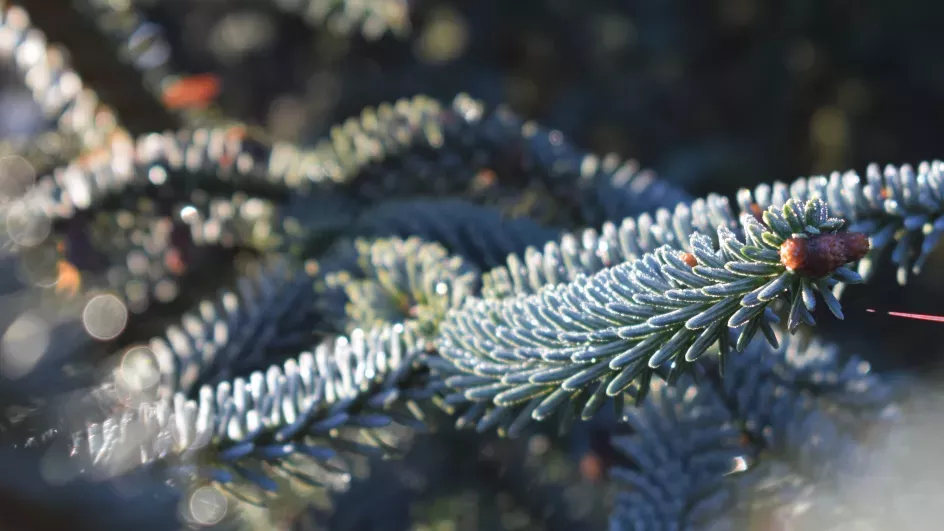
xmin=187 ymin=486 xmax=228 ymax=526
xmin=0 ymin=154 xmax=37 ymax=200
xmin=15 ymin=243 xmax=61 ymax=288
xmin=414 ymin=7 xmax=467 ymax=65
xmin=118 ymin=346 xmax=160 ymax=394
xmin=0 ymin=312 xmax=50 ymax=379
xmin=4 ymin=199 xmax=51 ymax=247
xmin=82 ymin=293 xmax=129 ymax=340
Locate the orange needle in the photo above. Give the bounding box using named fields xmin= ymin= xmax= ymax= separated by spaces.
xmin=866 ymin=308 xmax=944 ymax=324
xmin=161 ymin=73 xmax=221 ymax=110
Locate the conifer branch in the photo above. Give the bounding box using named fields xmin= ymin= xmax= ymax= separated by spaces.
xmin=583 ymin=156 xmax=692 ymax=227
xmin=2 ymin=92 xmax=690 ymax=253
xmin=14 ymin=257 xmax=320 ymax=439
xmin=436 ymin=198 xmax=868 ymax=436
xmin=483 ymin=160 xmax=944 ymax=303
xmin=16 ymin=192 xmax=291 ymax=313
xmin=138 ymin=258 xmax=321 ymax=400
xmin=3 ymin=125 xmax=297 ymax=226
xmin=67 ymin=322 xmax=435 ymax=502
xmin=174 ymin=193 xmax=283 ymax=252
xmin=0 ymin=0 xmax=125 ymax=149
xmin=608 ymin=332 xmax=899 ymax=530
xmin=608 ymin=377 xmax=746 ymax=530
xmin=481 ymin=194 xmax=737 ymax=299
xmin=315 ymin=237 xmax=479 ymax=337
xmin=350 ymin=199 xmax=561 ymax=270
xmin=304 ymin=93 xmax=688 ymax=226
xmin=65 ymin=238 xmax=477 ymax=498
xmin=737 ymin=161 xmax=944 ymax=285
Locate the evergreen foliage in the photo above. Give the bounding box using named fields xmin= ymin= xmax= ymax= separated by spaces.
xmin=0 ymin=1 xmax=941 ymax=530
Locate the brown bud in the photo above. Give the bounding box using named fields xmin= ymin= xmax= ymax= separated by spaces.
xmin=780 ymin=232 xmax=870 ymax=277
xmin=842 ymin=232 xmax=870 ymax=262
xmin=680 ymin=252 xmax=697 ymax=267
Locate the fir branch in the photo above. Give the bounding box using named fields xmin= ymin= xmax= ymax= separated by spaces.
xmin=484 ymin=160 xmax=944 ymax=302
xmin=287 ymin=95 xmax=443 ymax=193
xmin=712 ymin=337 xmax=897 ymax=485
xmin=608 ymin=378 xmax=747 ymax=531
xmin=435 ymin=198 xmax=867 ymax=436
xmin=315 ymin=236 xmax=479 ymax=336
xmin=1 ymin=125 xmax=296 ymax=227
xmin=60 ymin=239 xmax=477 ymax=503
xmin=60 ymin=238 xmax=480 ymax=499
xmin=583 ymin=156 xmax=692 ymax=228
xmin=34 ymin=192 xmax=264 ymax=313
xmin=306 ymin=93 xmax=687 ymax=226
xmin=608 ymin=331 xmax=899 ymax=530
xmin=2 ymin=91 xmax=508 ymax=232
xmin=0 ymin=0 xmax=125 ymax=150
xmin=481 ymin=194 xmax=737 ymax=299
xmin=736 ymin=161 xmax=944 ymax=285
xmin=67 ymin=322 xmax=436 ymax=502
xmin=134 ymin=257 xmax=321 ymax=400
xmin=349 ymin=198 xmax=561 ymax=270
xmin=4 ymin=2 xmax=938 ymax=528
xmin=3 ymin=91 xmax=688 ymax=245
xmin=174 ymin=192 xmax=284 ymax=251
xmin=7 ymin=257 xmax=320 ymax=440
